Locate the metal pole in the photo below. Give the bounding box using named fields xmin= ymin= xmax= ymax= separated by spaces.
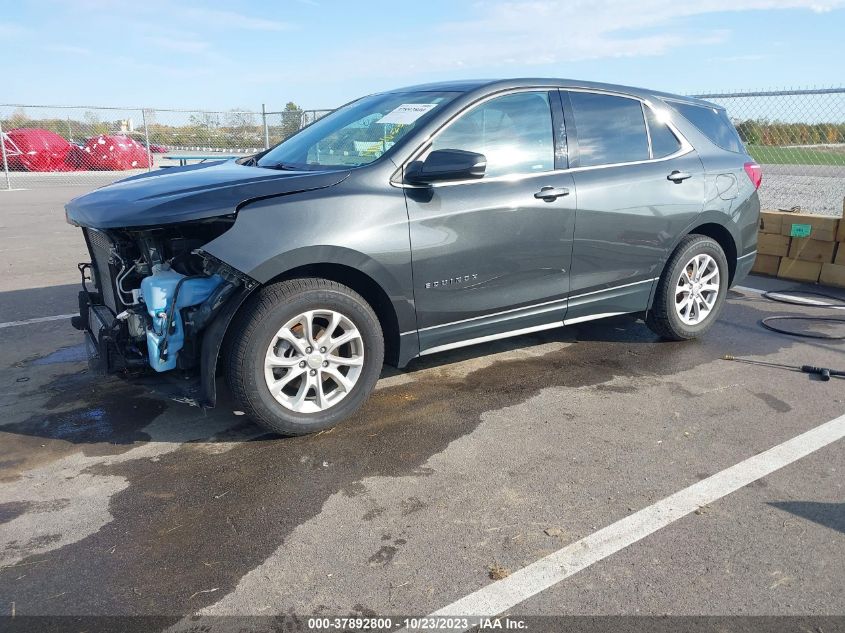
xmin=262 ymin=103 xmax=269 ymax=149
xmin=141 ymin=108 xmax=153 ymax=172
xmin=0 ymin=118 xmax=11 ymax=191
xmin=66 ymin=116 xmax=73 ymax=143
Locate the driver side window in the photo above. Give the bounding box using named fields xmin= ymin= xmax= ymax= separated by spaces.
xmin=430 ymin=92 xmax=554 ymax=179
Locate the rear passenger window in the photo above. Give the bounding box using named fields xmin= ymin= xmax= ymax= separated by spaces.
xmin=644 ymin=106 xmax=682 ymax=158
xmin=568 ymin=92 xmax=649 ymax=167
xmin=670 ymin=102 xmax=743 ymax=153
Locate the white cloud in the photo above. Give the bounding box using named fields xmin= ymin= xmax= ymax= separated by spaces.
xmin=45 ymin=44 xmax=92 ymax=56
xmin=425 ymin=0 xmax=845 ymax=68
xmin=710 ymin=53 xmax=769 ymax=62
xmin=49 ymin=2 xmax=296 ymax=34
xmin=0 ymin=22 xmax=29 ymax=38
xmin=178 ymin=7 xmax=294 ymax=31
xmin=145 ymin=36 xmax=211 ymax=55
xmin=110 ymin=55 xmax=215 ymax=80
xmin=240 ymin=0 xmax=842 ymax=93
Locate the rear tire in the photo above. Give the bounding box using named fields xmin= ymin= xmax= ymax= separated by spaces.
xmin=226 ymin=278 xmax=384 ymax=435
xmin=646 ymin=235 xmax=728 ymax=340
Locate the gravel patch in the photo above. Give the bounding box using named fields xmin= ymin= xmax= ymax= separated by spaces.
xmin=760 ymin=164 xmax=845 ymax=216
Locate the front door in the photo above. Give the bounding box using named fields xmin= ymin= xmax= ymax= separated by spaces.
xmin=562 ymin=90 xmax=705 ymax=322
xmin=403 ymin=90 xmax=576 ymax=354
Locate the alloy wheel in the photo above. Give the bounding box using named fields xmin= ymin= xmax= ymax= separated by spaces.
xmin=674 ymin=253 xmax=720 ymax=326
xmin=263 ymin=309 xmax=364 ymax=413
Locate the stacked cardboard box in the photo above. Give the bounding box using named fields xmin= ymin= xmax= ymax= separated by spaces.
xmin=752 ymin=202 xmax=845 ymax=286
xmin=822 ymin=218 xmax=845 ymax=287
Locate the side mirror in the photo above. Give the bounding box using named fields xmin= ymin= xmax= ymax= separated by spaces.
xmin=405 ymin=149 xmax=486 ymax=184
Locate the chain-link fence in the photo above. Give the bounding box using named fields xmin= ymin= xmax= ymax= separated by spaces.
xmin=0 ymin=104 xmax=331 ymax=190
xmin=691 ymin=88 xmax=845 ymax=215
xmin=2 ymin=90 xmax=844 ymax=216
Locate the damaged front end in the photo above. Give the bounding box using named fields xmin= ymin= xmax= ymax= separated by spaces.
xmin=64 ymin=159 xmax=351 ymax=407
xmin=72 ymin=219 xmax=255 ymax=407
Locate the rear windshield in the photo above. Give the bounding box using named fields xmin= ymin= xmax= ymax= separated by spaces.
xmin=670 ymin=101 xmax=744 ymax=153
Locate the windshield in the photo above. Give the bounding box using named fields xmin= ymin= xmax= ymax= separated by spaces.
xmin=257 ymin=91 xmax=460 ymax=170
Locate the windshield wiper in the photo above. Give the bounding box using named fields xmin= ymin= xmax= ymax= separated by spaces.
xmin=261 ymin=162 xmax=303 ymax=171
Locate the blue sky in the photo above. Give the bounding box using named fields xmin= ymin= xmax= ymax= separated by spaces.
xmin=1 ymin=0 xmax=844 ymax=110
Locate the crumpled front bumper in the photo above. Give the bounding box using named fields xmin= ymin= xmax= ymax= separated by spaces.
xmin=71 ymin=288 xmax=135 ymax=375
xmin=72 ymin=287 xmax=210 ymax=406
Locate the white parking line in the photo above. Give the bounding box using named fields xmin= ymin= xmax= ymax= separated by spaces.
xmin=422 ymin=413 xmax=845 ymax=628
xmin=0 ymin=314 xmax=76 ymax=329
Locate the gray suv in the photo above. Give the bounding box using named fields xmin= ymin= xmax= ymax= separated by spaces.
xmin=66 ymin=78 xmax=761 ymax=435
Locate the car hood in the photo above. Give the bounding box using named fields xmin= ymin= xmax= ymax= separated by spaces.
xmin=65 ymin=159 xmax=351 ymax=229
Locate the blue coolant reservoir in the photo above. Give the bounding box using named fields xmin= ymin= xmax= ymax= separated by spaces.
xmin=140 ymin=265 xmax=223 ymax=372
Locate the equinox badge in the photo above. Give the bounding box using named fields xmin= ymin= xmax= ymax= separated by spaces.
xmin=425 ymin=274 xmax=478 ymax=289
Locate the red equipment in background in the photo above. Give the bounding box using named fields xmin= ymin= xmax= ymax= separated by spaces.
xmin=1 ymin=128 xmax=76 ymax=171
xmin=2 ymin=129 xmax=154 ymax=172
xmin=67 ymin=135 xmax=152 ymax=170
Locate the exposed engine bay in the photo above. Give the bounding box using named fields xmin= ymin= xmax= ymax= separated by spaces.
xmin=73 ymin=218 xmax=254 ymax=389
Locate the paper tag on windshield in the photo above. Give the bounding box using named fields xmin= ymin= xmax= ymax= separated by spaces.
xmin=375 ymin=103 xmax=438 ymax=125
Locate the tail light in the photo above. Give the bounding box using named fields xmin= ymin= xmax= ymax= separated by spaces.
xmin=744 ymin=161 xmax=762 ymax=190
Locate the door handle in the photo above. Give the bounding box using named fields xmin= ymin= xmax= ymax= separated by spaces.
xmin=667 ymin=170 xmax=692 ymax=183
xmin=534 ymin=186 xmax=570 ymax=202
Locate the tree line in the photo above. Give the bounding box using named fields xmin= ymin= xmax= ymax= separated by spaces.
xmin=1 ymin=102 xmax=318 ymax=149
xmin=5 ymin=107 xmax=843 ymax=149
xmin=735 ymin=119 xmax=845 ymax=146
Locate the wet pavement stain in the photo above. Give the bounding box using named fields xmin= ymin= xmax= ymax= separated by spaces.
xmin=4 ymin=533 xmax=62 ymax=556
xmin=0 ymin=500 xmax=30 ymax=524
xmin=753 ymin=392 xmax=792 ymax=413
xmin=368 ymin=545 xmax=398 ymax=566
xmin=28 ymin=344 xmax=88 ymax=366
xmin=0 ymin=298 xmax=830 ymax=622
xmin=362 ymin=507 xmax=385 ymax=521
xmin=0 ymin=371 xmax=167 ymax=481
xmin=6 ymin=405 xmax=151 ymax=445
xmin=399 ymin=496 xmax=426 ymax=516
xmin=13 ymin=368 xmax=92 ymax=406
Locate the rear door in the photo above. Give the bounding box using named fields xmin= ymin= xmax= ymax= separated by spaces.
xmin=404 ymin=90 xmax=576 ymax=354
xmin=561 ymin=90 xmax=705 ymax=322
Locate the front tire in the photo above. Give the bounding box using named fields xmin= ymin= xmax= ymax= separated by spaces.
xmin=226 ymin=278 xmax=384 ymax=435
xmin=646 ymin=235 xmax=729 ymax=340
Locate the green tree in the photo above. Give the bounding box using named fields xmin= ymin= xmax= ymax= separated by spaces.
xmin=736 ymin=119 xmax=762 ymax=145
xmin=279 ymin=101 xmax=303 ymax=140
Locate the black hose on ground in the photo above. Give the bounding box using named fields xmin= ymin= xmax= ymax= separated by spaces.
xmin=758 ymin=289 xmax=845 ymax=340
xmin=724 ymin=289 xmax=845 ymax=379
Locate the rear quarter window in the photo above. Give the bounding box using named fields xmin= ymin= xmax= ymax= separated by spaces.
xmin=670 ymin=101 xmax=744 ymax=153
xmin=644 ymin=106 xmax=682 ymax=158
xmin=568 ymin=92 xmax=650 ymax=167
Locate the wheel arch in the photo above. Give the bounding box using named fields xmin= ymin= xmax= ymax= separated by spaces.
xmin=199 ymin=247 xmax=418 ymax=408
xmin=247 ymin=245 xmax=418 ymax=367
xmin=687 ymin=222 xmax=738 ymax=285
xmin=646 ymin=218 xmax=739 ymax=315
xmin=267 ymin=262 xmax=402 ymax=367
